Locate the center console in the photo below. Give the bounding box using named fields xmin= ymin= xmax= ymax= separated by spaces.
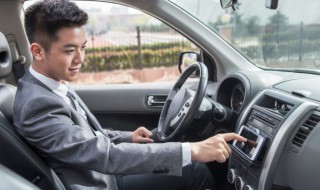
xmin=227 ymin=89 xmax=306 ymax=190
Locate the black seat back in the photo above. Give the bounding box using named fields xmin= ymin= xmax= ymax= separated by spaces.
xmin=0 ymin=32 xmax=65 ymax=190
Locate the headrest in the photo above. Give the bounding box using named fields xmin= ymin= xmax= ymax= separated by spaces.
xmin=0 ymin=32 xmax=12 ymax=79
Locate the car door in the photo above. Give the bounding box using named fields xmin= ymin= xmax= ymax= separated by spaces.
xmin=76 ymin=83 xmax=172 ymax=132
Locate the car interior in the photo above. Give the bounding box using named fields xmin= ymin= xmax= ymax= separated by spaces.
xmin=1 ymin=0 xmax=320 ymax=190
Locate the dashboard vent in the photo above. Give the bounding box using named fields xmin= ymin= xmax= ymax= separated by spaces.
xmin=292 ymin=114 xmax=320 ymax=147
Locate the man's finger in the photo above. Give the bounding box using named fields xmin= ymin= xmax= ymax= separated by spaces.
xmin=223 ymin=141 xmax=232 ymax=154
xmin=216 ymin=154 xmax=227 ymax=163
xmin=143 ymin=130 xmax=153 ymax=137
xmin=221 ymin=133 xmax=247 ymax=142
xmin=139 ymin=127 xmax=153 ymax=137
xmin=222 ymin=148 xmax=229 ymax=159
xmin=139 ymin=137 xmax=154 ymax=143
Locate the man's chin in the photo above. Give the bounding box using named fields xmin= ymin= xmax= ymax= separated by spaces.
xmin=66 ymin=74 xmax=79 ymax=82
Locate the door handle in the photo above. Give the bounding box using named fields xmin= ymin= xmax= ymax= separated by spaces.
xmin=146 ymin=95 xmax=167 ymax=107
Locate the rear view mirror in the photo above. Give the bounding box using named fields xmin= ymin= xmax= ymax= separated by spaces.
xmin=265 ymin=0 xmax=278 ymax=9
xmin=220 ymin=0 xmax=238 ymax=10
xmin=178 ymin=51 xmax=201 ymax=77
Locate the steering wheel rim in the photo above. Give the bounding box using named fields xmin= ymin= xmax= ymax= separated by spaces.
xmin=157 ymin=62 xmax=208 ymax=142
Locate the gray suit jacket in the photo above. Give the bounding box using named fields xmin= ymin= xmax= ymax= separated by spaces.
xmin=13 ymin=70 xmax=182 ymax=190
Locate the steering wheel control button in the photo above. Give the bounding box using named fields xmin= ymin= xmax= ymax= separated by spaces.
xmin=235 ymin=176 xmax=245 ymax=190
xmin=171 ymin=98 xmax=193 ymax=126
xmin=227 ymin=169 xmax=237 ymax=184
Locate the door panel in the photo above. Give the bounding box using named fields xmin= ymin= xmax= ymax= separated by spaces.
xmin=76 ymin=83 xmax=173 ymax=132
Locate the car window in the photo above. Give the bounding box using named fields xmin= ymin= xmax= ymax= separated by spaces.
xmin=23 ymin=1 xmax=199 ymax=85
xmin=170 ymin=0 xmax=320 ymax=73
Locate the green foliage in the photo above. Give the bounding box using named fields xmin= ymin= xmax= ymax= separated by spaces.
xmin=220 ymin=11 xmax=320 ymax=63
xmin=267 ymin=11 xmax=289 ymax=29
xmin=236 ymin=23 xmax=320 ymax=63
xmin=82 ymin=41 xmax=196 ymax=72
xmin=245 ymin=16 xmax=261 ymax=35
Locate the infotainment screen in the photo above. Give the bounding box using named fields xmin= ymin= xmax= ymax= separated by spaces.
xmin=232 ymin=125 xmax=265 ymax=161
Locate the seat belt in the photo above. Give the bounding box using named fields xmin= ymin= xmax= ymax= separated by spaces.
xmin=12 ymin=55 xmax=26 ymax=81
xmin=8 ymin=40 xmax=26 ymax=82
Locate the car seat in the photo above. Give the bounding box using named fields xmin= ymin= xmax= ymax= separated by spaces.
xmin=0 ymin=31 xmax=65 ymax=190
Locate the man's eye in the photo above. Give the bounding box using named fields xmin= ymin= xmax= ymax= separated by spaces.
xmin=81 ymin=46 xmax=86 ymax=51
xmin=65 ymin=50 xmax=75 ymax=54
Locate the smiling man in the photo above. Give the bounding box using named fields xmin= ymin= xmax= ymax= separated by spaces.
xmin=32 ymin=27 xmax=86 ymax=82
xmin=13 ymin=0 xmax=246 ymax=190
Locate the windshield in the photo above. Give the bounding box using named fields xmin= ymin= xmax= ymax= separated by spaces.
xmin=170 ymin=0 xmax=320 ymax=72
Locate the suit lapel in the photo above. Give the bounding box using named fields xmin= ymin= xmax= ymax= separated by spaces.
xmin=75 ymin=94 xmax=108 ymax=135
xmin=23 ymin=71 xmax=106 ymax=135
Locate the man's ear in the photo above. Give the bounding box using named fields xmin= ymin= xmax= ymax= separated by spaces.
xmin=30 ymin=43 xmax=45 ymax=61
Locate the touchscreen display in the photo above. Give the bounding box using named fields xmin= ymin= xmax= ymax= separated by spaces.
xmin=233 ymin=125 xmax=265 ymax=161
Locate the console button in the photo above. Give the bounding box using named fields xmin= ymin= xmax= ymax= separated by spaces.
xmin=227 ymin=169 xmax=237 ymax=184
xmin=244 ymin=185 xmax=254 ymax=190
xmin=235 ymin=176 xmax=245 ymax=190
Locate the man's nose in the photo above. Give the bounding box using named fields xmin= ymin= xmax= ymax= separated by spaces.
xmin=74 ymin=50 xmax=85 ymax=63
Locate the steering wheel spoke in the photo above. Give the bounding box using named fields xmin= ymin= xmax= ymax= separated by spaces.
xmin=169 ymin=97 xmax=193 ymax=127
xmin=166 ymin=89 xmax=178 ymax=101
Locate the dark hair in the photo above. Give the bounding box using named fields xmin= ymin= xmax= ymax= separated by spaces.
xmin=25 ymin=0 xmax=88 ymax=50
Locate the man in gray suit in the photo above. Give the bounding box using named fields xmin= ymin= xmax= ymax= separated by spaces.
xmin=13 ymin=0 xmax=247 ymax=189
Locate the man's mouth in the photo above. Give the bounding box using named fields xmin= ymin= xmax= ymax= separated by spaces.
xmin=69 ymin=67 xmax=81 ymax=72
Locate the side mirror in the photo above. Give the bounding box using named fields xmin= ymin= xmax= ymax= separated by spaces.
xmin=178 ymin=51 xmax=201 ymax=77
xmin=220 ymin=0 xmax=238 ymax=10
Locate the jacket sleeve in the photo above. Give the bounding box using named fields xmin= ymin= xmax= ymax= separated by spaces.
xmin=14 ymin=95 xmax=183 ymax=176
xmin=103 ymin=129 xmax=132 ymax=144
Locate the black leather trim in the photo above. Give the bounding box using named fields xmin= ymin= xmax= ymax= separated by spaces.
xmin=0 ymin=111 xmax=66 ymax=190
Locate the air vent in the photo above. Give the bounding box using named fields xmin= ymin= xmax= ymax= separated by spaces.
xmin=292 ymin=114 xmax=320 ymax=147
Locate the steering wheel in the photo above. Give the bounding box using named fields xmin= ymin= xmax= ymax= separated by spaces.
xmin=157 ymin=62 xmax=208 ymax=142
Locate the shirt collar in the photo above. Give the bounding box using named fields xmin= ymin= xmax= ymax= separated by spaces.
xmin=29 ymin=65 xmax=69 ymax=98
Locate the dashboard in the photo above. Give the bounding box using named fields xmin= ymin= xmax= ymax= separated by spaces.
xmin=206 ymin=70 xmax=320 ymax=190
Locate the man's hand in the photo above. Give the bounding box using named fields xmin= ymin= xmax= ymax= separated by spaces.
xmin=131 ymin=126 xmax=154 ymax=143
xmin=190 ymin=133 xmax=247 ymax=163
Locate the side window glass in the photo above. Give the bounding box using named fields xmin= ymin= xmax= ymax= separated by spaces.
xmin=72 ymin=2 xmax=199 ymax=85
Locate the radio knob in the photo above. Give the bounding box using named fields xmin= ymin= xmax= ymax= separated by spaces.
xmin=244 ymin=185 xmax=254 ymax=190
xmin=235 ymin=176 xmax=245 ymax=190
xmin=227 ymin=169 xmax=237 ymax=184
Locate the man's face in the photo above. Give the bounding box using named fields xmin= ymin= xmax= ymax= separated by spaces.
xmin=39 ymin=26 xmax=87 ymax=82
